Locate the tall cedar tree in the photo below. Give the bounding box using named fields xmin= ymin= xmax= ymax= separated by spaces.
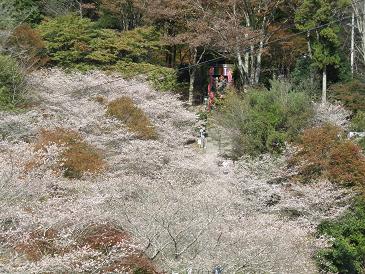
xmin=295 ymin=0 xmax=350 ymax=103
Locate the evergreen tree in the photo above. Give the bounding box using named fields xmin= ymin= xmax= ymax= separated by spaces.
xmin=295 ymin=0 xmax=349 ymax=103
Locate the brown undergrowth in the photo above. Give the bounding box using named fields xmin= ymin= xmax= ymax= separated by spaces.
xmin=13 ymin=224 xmax=159 ymax=273
xmin=14 ymin=228 xmax=59 ymax=261
xmin=33 ymin=128 xmax=105 ymax=178
xmin=290 ymin=124 xmax=365 ymax=187
xmin=107 ymin=97 xmax=158 ymax=140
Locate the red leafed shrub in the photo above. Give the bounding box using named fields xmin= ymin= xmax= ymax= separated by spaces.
xmin=326 ymin=141 xmax=365 ymax=185
xmin=291 ymin=124 xmax=365 ymax=186
xmin=12 ymin=224 xmax=159 ymax=273
xmin=8 ymin=24 xmax=48 ymax=70
xmin=77 ymin=223 xmax=130 ymax=252
xmin=329 ymin=81 xmax=365 ymax=113
xmin=14 ymin=228 xmax=59 ymax=261
xmin=34 ymin=128 xmax=105 ymax=178
xmin=77 ymin=224 xmax=159 ymax=273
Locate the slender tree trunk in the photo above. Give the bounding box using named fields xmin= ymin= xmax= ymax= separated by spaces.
xmin=77 ymin=0 xmax=83 ymax=18
xmin=353 ymin=0 xmax=365 ymax=67
xmin=236 ymin=47 xmax=246 ymax=83
xmin=188 ymin=67 xmax=196 ymax=106
xmin=255 ymin=40 xmax=264 ymax=84
xmin=250 ymin=45 xmax=255 ymax=85
xmin=172 ymin=45 xmax=177 ymax=68
xmin=363 ymin=0 xmax=365 ymax=66
xmin=306 ymin=31 xmax=315 ymax=84
xmin=244 ymin=13 xmax=252 ymax=85
xmin=351 ymin=11 xmax=355 ymax=77
xmin=322 ymin=66 xmax=327 ymax=104
xmin=307 ymin=31 xmax=312 ymax=58
xmin=188 ymin=48 xmax=198 ymax=106
xmin=254 ymin=17 xmax=266 ymax=84
xmin=244 ymin=50 xmax=249 ymax=76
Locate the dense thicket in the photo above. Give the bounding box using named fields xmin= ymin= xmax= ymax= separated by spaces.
xmin=212 ymin=81 xmax=313 ymax=157
xmin=0 ymin=54 xmax=25 ymax=108
xmin=317 ymin=198 xmax=365 ymax=274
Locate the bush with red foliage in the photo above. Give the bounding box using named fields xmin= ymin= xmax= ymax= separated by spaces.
xmin=291 ymin=124 xmax=365 ymax=186
xmin=34 ymin=128 xmax=105 ymax=178
xmin=329 ymin=81 xmax=365 ymax=113
xmin=77 ymin=224 xmax=159 ymax=274
xmin=12 ymin=224 xmax=159 ymax=273
xmin=7 ymin=24 xmax=48 ymax=70
xmin=14 ymin=228 xmax=59 ymax=262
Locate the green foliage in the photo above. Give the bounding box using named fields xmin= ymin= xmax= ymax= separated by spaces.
xmin=0 ymin=54 xmax=25 ymax=109
xmin=14 ymin=0 xmax=42 ymax=24
xmin=295 ymin=0 xmax=346 ymax=71
xmin=292 ymin=56 xmax=314 ymax=83
xmin=358 ymin=137 xmax=365 ymax=151
xmin=38 ymin=14 xmax=96 ymax=67
xmin=317 ymin=198 xmax=365 ymax=274
xmin=113 ymin=61 xmax=178 ymax=92
xmin=351 ymin=111 xmax=365 ymax=132
xmin=116 ymin=27 xmax=162 ymax=63
xmin=330 ymin=81 xmax=365 ymax=112
xmin=86 ymin=29 xmax=119 ymax=64
xmin=38 ymin=14 xmax=125 ymax=69
xmin=212 ymin=80 xmax=314 ymax=158
xmin=351 ymin=112 xmax=365 ymax=151
xmin=0 ymin=0 xmax=42 ymax=28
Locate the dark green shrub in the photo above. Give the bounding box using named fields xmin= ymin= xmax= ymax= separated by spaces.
xmin=358 ymin=137 xmax=365 ymax=151
xmin=38 ymin=14 xmax=96 ymax=67
xmin=317 ymin=198 xmax=365 ymax=274
xmin=212 ymin=80 xmax=313 ymax=157
xmin=38 ymin=14 xmax=120 ymax=69
xmin=351 ymin=111 xmax=365 ymax=132
xmin=116 ymin=27 xmax=162 ymax=63
xmin=112 ymin=61 xmax=178 ymax=92
xmin=0 ymin=54 xmax=25 ymax=109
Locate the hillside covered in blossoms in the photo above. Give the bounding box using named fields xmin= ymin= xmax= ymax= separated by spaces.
xmin=1 ymin=0 xmax=365 ymax=273
xmin=0 ymin=69 xmax=356 ymax=273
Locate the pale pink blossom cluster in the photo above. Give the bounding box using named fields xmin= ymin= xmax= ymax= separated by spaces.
xmin=313 ymin=102 xmax=351 ymax=130
xmin=0 ymin=69 xmax=353 ymax=273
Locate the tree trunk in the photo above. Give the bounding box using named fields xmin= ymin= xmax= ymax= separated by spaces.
xmin=363 ymin=0 xmax=365 ymax=66
xmin=307 ymin=31 xmax=312 ymax=58
xmin=351 ymin=11 xmax=355 ymax=77
xmin=236 ymin=48 xmax=246 ymax=83
xmin=188 ymin=48 xmax=198 ymax=106
xmin=353 ymin=0 xmax=365 ymax=67
xmin=255 ymin=40 xmax=264 ymax=84
xmin=250 ymin=45 xmax=255 ymax=85
xmin=188 ymin=67 xmax=196 ymax=106
xmin=172 ymin=45 xmax=177 ymax=68
xmin=322 ymin=66 xmax=327 ymax=104
xmin=244 ymin=50 xmax=249 ymax=77
xmin=77 ymin=0 xmax=83 ymax=18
